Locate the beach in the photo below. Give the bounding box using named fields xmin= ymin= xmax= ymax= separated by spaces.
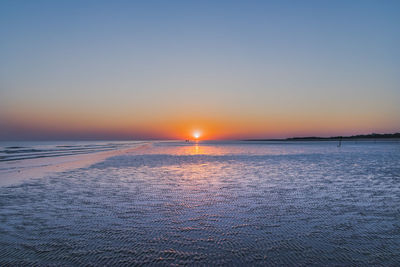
xmin=0 ymin=141 xmax=149 ymax=186
xmin=2 ymin=0 xmax=399 ymax=265
xmin=0 ymin=140 xmax=400 ymax=265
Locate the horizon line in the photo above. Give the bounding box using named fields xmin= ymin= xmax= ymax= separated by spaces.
xmin=1 ymin=131 xmax=399 ymax=142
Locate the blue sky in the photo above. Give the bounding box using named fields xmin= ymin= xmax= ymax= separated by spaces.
xmin=0 ymin=0 xmax=399 ymax=140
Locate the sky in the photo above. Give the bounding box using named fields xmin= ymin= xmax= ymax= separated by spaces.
xmin=1 ymin=0 xmax=399 ymax=140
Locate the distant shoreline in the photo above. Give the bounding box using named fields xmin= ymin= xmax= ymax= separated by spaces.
xmin=243 ymin=132 xmax=400 ymax=141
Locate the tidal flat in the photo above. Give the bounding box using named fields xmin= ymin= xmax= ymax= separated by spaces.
xmin=1 ymin=141 xmax=400 ymax=265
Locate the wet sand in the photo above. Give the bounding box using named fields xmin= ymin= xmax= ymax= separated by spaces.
xmin=0 ymin=142 xmax=151 ymax=186
xmin=1 ymin=141 xmax=399 ymax=265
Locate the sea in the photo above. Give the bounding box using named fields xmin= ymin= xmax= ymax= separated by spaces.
xmin=0 ymin=140 xmax=399 ymax=265
xmin=0 ymin=141 xmax=142 ymax=162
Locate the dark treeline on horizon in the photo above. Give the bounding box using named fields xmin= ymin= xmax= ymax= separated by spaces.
xmin=244 ymin=132 xmax=400 ymax=141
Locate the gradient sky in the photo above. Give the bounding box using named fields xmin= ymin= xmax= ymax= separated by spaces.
xmin=1 ymin=0 xmax=399 ymax=140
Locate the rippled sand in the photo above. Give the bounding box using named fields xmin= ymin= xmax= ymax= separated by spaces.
xmin=1 ymin=141 xmax=399 ymax=265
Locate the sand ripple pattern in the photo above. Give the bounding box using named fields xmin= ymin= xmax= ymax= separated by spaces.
xmin=1 ymin=142 xmax=400 ymax=265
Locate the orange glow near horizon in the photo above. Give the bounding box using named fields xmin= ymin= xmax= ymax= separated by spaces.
xmin=1 ymin=106 xmax=399 ymax=140
xmin=1 ymin=1 xmax=399 ymax=142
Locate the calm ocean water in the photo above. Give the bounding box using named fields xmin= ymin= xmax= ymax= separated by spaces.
xmin=0 ymin=140 xmax=400 ymax=265
xmin=0 ymin=141 xmax=143 ymax=162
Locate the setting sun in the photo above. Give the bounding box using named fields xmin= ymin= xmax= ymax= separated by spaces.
xmin=1 ymin=1 xmax=399 ymax=265
xmin=193 ymin=131 xmax=201 ymax=139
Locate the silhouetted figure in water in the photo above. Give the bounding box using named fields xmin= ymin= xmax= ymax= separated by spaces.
xmin=337 ymin=136 xmax=342 ymax=147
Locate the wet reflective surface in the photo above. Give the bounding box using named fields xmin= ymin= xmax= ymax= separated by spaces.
xmin=0 ymin=141 xmax=141 ymax=162
xmin=1 ymin=141 xmax=400 ymax=265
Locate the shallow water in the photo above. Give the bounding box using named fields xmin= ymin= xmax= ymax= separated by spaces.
xmin=0 ymin=141 xmax=142 ymax=162
xmin=1 ymin=141 xmax=400 ymax=265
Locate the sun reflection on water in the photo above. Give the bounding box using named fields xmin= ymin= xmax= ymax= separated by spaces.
xmin=1 ymin=142 xmax=399 ymax=265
